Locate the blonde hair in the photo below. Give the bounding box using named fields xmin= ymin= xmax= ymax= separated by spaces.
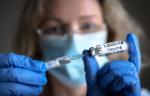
xmin=15 ymin=0 xmax=148 ymax=64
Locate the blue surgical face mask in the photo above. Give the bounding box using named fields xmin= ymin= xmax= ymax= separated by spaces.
xmin=38 ymin=28 xmax=109 ymax=87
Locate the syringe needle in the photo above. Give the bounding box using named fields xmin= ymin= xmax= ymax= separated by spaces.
xmin=68 ymin=54 xmax=83 ymax=60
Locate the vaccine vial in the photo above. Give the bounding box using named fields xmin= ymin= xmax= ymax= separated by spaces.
xmin=89 ymin=41 xmax=128 ymax=56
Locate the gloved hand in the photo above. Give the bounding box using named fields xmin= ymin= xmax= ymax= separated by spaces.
xmin=83 ymin=33 xmax=141 ymax=96
xmin=0 ymin=53 xmax=47 ymax=96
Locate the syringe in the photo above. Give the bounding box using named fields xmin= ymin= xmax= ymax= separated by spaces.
xmin=45 ymin=55 xmax=83 ymax=69
xmin=45 ymin=40 xmax=128 ymax=70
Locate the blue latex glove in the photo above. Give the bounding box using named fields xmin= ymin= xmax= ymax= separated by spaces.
xmin=0 ymin=53 xmax=47 ymax=96
xmin=83 ymin=33 xmax=141 ymax=96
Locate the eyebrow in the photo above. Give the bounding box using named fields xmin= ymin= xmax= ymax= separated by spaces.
xmin=43 ymin=15 xmax=97 ymax=23
xmin=44 ymin=17 xmax=63 ymax=23
xmin=79 ymin=15 xmax=97 ymax=20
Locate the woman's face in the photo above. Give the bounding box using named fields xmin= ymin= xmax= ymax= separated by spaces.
xmin=40 ymin=0 xmax=104 ymax=35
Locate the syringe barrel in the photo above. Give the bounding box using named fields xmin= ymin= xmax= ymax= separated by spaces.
xmin=45 ymin=56 xmax=71 ymax=70
xmin=45 ymin=59 xmax=60 ymax=69
xmin=89 ymin=41 xmax=128 ymax=56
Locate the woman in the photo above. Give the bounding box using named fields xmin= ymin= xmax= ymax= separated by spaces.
xmin=0 ymin=0 xmax=146 ymax=96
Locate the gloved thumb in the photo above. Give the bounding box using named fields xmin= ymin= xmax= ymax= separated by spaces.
xmin=127 ymin=33 xmax=141 ymax=73
xmin=82 ymin=50 xmax=99 ymax=87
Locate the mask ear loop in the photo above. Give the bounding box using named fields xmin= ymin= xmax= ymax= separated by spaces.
xmin=102 ymin=23 xmax=108 ymax=41
xmin=102 ymin=23 xmax=107 ymax=31
xmin=36 ymin=29 xmax=42 ymax=35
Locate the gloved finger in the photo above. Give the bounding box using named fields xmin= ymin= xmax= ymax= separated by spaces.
xmin=0 ymin=67 xmax=47 ymax=86
xmin=124 ymin=78 xmax=141 ymax=96
xmin=0 ymin=82 xmax=43 ymax=96
xmin=111 ymin=74 xmax=138 ymax=92
xmin=115 ymin=67 xmax=140 ymax=96
xmin=98 ymin=70 xmax=137 ymax=91
xmin=82 ymin=50 xmax=99 ymax=86
xmin=112 ymin=74 xmax=140 ymax=96
xmin=127 ymin=33 xmax=141 ymax=73
xmin=97 ymin=60 xmax=137 ymax=89
xmin=97 ymin=70 xmax=115 ymax=89
xmin=0 ymin=53 xmax=47 ymax=72
xmin=97 ymin=60 xmax=131 ymax=80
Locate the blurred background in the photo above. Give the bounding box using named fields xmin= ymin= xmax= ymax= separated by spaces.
xmin=0 ymin=0 xmax=150 ymax=89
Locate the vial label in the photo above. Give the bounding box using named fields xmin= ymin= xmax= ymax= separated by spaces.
xmin=93 ymin=41 xmax=128 ymax=56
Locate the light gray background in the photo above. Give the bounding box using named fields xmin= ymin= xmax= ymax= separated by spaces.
xmin=0 ymin=0 xmax=150 ymax=89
